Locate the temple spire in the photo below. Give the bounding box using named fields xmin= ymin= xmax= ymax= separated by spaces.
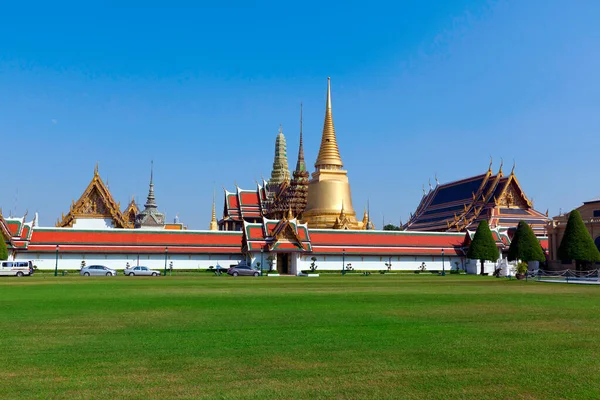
xmin=267 ymin=125 xmax=291 ymax=190
xmin=314 ymin=77 xmax=343 ymax=170
xmin=145 ymin=160 xmax=157 ymax=209
xmin=135 ymin=160 xmax=165 ymax=228
xmin=209 ymin=185 xmax=218 ymax=231
xmin=295 ymin=102 xmax=306 ymax=173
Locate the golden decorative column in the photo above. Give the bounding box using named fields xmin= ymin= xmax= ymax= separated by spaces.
xmin=303 ymin=77 xmax=361 ymax=229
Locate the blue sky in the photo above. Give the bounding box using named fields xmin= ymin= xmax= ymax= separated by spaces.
xmin=1 ymin=1 xmax=599 ymax=228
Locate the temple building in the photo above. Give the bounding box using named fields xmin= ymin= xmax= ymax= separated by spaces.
xmin=1 ymin=77 xmax=548 ymax=275
xmin=403 ymin=161 xmax=549 ymax=237
xmin=546 ymin=198 xmax=600 ymax=269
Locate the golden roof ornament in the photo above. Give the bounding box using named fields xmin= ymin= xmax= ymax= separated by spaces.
xmin=314 ymin=77 xmax=343 ymax=170
xmin=498 ymin=157 xmax=504 ymax=175
xmin=209 ymin=189 xmax=218 ymax=231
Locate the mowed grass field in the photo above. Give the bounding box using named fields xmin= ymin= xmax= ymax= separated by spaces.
xmin=1 ymin=274 xmax=600 ymax=399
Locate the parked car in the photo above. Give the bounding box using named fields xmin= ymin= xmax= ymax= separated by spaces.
xmin=123 ymin=266 xmax=160 ymax=276
xmin=0 ymin=261 xmax=33 ymax=277
xmin=80 ymin=265 xmax=117 ymax=276
xmin=227 ymin=264 xmax=260 ymax=277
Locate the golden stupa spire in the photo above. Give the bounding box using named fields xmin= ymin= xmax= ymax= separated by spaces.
xmin=314 ymin=77 xmax=343 ymax=170
xmin=209 ymin=185 xmax=218 ymax=231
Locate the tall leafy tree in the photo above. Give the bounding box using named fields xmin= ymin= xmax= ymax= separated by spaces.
xmin=467 ymin=220 xmax=498 ymax=275
xmin=557 ymin=209 xmax=600 ymax=270
xmin=383 ymin=224 xmax=401 ymax=231
xmin=0 ymin=238 xmax=8 ymax=261
xmin=508 ymin=220 xmax=545 ymax=263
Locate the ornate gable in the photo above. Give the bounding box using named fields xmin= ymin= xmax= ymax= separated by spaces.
xmin=496 ymin=173 xmax=532 ymax=209
xmin=123 ymin=197 xmax=139 ymax=227
xmin=56 ymin=165 xmax=131 ymax=228
xmin=0 ymin=210 xmax=13 ymax=244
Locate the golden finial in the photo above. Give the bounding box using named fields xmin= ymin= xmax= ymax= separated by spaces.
xmin=488 ymin=156 xmax=493 ymax=172
xmin=210 ymin=184 xmax=218 ymax=231
xmin=94 ymin=162 xmax=99 ymax=176
xmin=314 ymin=77 xmax=343 ymax=169
xmin=498 ymin=157 xmax=503 ymax=174
xmin=339 ymin=200 xmax=346 ymax=218
xmin=511 ymin=159 xmax=516 ymax=175
xmin=287 ymin=205 xmax=294 ymax=220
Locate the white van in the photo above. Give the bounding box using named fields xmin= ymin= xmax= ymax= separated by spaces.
xmin=0 ymin=261 xmax=33 ymax=277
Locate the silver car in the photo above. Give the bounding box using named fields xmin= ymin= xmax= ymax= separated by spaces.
xmin=227 ymin=264 xmax=260 ymax=277
xmin=124 ymin=266 xmax=160 ymax=276
xmin=80 ymin=265 xmax=117 ymax=276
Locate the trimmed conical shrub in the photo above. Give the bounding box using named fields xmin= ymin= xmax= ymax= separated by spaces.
xmin=557 ymin=209 xmax=600 ymax=270
xmin=508 ymin=220 xmax=545 ymax=262
xmin=467 ymin=220 xmax=498 ymax=275
xmin=0 ymin=238 xmax=8 ymax=261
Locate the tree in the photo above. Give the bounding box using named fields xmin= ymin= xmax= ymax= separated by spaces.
xmin=557 ymin=209 xmax=600 ymax=270
xmin=467 ymin=220 xmax=498 ymax=275
xmin=507 ymin=220 xmax=545 ymax=263
xmin=0 ymin=238 xmax=7 ymax=261
xmin=383 ymin=224 xmax=401 ymax=231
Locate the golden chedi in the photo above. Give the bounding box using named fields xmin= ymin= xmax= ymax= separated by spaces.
xmin=303 ymin=78 xmax=362 ymax=229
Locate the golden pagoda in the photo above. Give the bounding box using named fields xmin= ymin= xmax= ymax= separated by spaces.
xmin=302 ymin=78 xmax=361 ymax=229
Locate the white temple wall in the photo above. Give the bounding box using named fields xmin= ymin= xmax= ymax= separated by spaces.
xmin=17 ymin=250 xmax=498 ymax=274
xmin=72 ymin=218 xmax=115 ymax=229
xmin=245 ymin=253 xmax=467 ymax=273
xmin=17 ymin=252 xmax=244 ymax=271
xmin=464 ymin=258 xmax=498 ymax=275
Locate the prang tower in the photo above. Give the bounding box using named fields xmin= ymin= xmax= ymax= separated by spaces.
xmin=303 ymin=77 xmax=360 ymax=229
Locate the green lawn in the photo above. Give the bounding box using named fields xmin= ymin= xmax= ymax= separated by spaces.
xmin=1 ymin=274 xmax=599 ymax=399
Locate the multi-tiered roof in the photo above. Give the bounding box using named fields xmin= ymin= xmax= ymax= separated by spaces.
xmin=404 ymin=162 xmax=549 ymax=236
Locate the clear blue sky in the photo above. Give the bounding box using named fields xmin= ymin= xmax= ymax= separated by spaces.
xmin=1 ymin=1 xmax=599 ymax=228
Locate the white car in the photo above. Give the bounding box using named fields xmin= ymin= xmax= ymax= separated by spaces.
xmin=0 ymin=261 xmax=33 ymax=277
xmin=124 ymin=266 xmax=161 ymax=276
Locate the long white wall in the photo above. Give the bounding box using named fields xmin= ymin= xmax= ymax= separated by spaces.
xmin=247 ymin=252 xmax=469 ymax=274
xmin=17 ymin=252 xmax=244 ymax=271
xmin=17 ymin=251 xmax=509 ymax=275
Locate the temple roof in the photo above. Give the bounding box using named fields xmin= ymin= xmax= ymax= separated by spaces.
xmin=404 ymin=163 xmax=548 ymax=235
xmin=221 ymin=184 xmax=266 ymax=223
xmin=243 ymin=216 xmax=312 ymax=253
xmin=28 ymin=227 xmax=242 ymax=254
xmin=56 ymin=165 xmax=132 ymax=228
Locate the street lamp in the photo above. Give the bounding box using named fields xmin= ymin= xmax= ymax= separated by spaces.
xmin=164 ymin=246 xmax=168 ymax=276
xmin=342 ymin=249 xmax=346 ymax=275
xmin=260 ymin=246 xmax=264 ymax=277
xmin=441 ymin=248 xmax=445 ymax=276
xmin=54 ymin=245 xmax=59 ymax=277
